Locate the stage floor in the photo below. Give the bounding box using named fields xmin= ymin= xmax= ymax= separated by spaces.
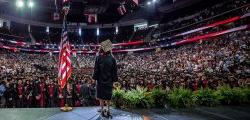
xmin=0 ymin=106 xmax=250 ymax=120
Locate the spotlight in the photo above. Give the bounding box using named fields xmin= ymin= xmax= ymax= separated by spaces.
xmin=96 ymin=28 xmax=99 ymax=36
xmin=16 ymin=0 xmax=24 ymax=8
xmin=153 ymin=0 xmax=157 ymax=2
xmin=79 ymin=28 xmax=82 ymax=36
xmin=115 ymin=26 xmax=118 ymax=34
xmin=28 ymin=1 xmax=34 ymax=8
xmin=147 ymin=1 xmax=151 ymax=5
xmin=46 ymin=26 xmax=49 ymax=33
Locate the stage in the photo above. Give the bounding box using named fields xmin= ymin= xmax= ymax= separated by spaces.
xmin=0 ymin=106 xmax=250 ymax=120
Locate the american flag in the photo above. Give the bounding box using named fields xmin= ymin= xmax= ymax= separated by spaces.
xmin=58 ymin=21 xmax=72 ymax=90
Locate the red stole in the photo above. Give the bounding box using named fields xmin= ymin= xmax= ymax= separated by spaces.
xmin=193 ymin=81 xmax=198 ymax=91
xmin=17 ymin=84 xmax=23 ymax=96
xmin=39 ymin=83 xmax=45 ymax=107
xmin=48 ymin=84 xmax=55 ymax=98
xmin=76 ymin=84 xmax=81 ymax=94
xmin=147 ymin=83 xmax=154 ymax=91
xmin=59 ymin=89 xmax=65 ymax=107
xmin=203 ymin=80 xmax=208 ymax=88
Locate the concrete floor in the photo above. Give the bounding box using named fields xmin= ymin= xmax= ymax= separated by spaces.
xmin=0 ymin=106 xmax=249 ymax=120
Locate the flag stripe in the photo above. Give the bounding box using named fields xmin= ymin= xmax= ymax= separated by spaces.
xmin=58 ymin=21 xmax=72 ymax=90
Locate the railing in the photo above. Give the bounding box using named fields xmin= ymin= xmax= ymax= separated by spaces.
xmin=1 ymin=24 xmax=249 ymax=54
xmin=157 ymin=3 xmax=250 ymax=35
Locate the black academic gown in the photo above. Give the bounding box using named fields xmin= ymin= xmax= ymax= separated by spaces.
xmin=5 ymin=84 xmax=15 ymax=108
xmin=92 ymin=54 xmax=118 ymax=100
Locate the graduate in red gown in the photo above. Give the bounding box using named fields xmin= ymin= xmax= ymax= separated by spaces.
xmin=147 ymin=80 xmax=154 ymax=91
xmin=58 ymin=87 xmax=65 ymax=107
xmin=36 ymin=78 xmax=46 ymax=107
xmin=47 ymin=80 xmax=57 ymax=107
xmin=192 ymin=79 xmax=199 ymax=91
xmin=74 ymin=81 xmax=82 ymax=107
xmin=202 ymin=76 xmax=208 ymax=88
xmin=17 ymin=80 xmax=24 ymax=108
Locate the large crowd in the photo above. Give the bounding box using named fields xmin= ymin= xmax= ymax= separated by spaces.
xmin=0 ymin=29 xmax=249 ymax=108
xmin=0 ymin=0 xmax=250 ymax=108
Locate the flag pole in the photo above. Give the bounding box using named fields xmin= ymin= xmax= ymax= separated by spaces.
xmin=60 ymin=2 xmax=73 ymax=112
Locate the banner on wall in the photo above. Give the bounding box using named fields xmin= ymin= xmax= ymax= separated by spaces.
xmin=0 ymin=24 xmax=249 ymax=53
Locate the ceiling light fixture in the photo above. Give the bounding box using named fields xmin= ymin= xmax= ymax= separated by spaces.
xmin=16 ymin=0 xmax=24 ymax=8
xmin=28 ymin=1 xmax=34 ymax=8
xmin=147 ymin=1 xmax=151 ymax=5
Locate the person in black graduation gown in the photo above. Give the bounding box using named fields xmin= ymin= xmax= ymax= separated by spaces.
xmin=92 ymin=39 xmax=118 ymax=116
xmin=5 ymin=81 xmax=15 ymax=108
xmin=65 ymin=82 xmax=73 ymax=107
xmin=80 ymin=80 xmax=90 ymax=106
xmin=24 ymin=80 xmax=33 ymax=108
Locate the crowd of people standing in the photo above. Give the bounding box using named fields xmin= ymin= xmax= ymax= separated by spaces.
xmin=0 ymin=29 xmax=250 ymax=108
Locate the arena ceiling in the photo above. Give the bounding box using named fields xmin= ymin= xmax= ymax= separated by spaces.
xmin=0 ymin=0 xmax=149 ymax=24
xmin=0 ymin=0 xmax=219 ymax=25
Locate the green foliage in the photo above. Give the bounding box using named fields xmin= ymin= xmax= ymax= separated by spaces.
xmin=112 ymin=88 xmax=125 ymax=108
xmin=195 ymin=88 xmax=219 ymax=107
xmin=215 ymin=85 xmax=250 ymax=105
xmin=151 ymin=87 xmax=168 ymax=108
xmin=241 ymin=87 xmax=250 ymax=103
xmin=168 ymin=87 xmax=196 ymax=108
xmin=123 ymin=87 xmax=154 ymax=108
xmin=232 ymin=86 xmax=250 ymax=104
xmin=214 ymin=85 xmax=235 ymax=105
xmin=122 ymin=89 xmax=141 ymax=108
xmin=112 ymin=85 xmax=250 ymax=109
